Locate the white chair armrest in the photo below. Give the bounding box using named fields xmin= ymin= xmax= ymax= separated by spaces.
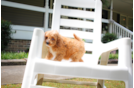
xmin=100 ymin=38 xmax=132 ymax=67
xmin=22 ymin=28 xmax=44 ymax=88
xmin=28 ymin=28 xmax=44 ymax=59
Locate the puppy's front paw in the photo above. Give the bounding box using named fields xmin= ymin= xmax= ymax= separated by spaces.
xmin=53 ymin=59 xmax=59 ymax=61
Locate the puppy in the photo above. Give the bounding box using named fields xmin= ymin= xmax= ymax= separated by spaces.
xmin=44 ymin=30 xmax=85 ymax=62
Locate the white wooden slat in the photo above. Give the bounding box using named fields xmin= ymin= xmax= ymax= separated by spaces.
xmin=30 ymin=85 xmax=56 ymax=88
xmin=114 ymin=24 xmax=116 ymax=34
xmin=59 ymin=29 xmax=94 ymax=40
xmin=60 ymin=0 xmax=95 ymax=8
xmin=122 ymin=30 xmax=124 ymax=37
xmin=82 ymin=54 xmax=93 ymax=63
xmin=117 ymin=27 xmax=119 ymax=37
xmin=61 ymin=8 xmax=95 ymax=19
xmin=112 ymin=23 xmax=114 ymax=33
xmin=60 ymin=19 xmax=94 ymax=29
xmin=119 ymin=28 xmax=121 ymax=36
xmin=120 ymin=28 xmax=122 ymax=37
xmin=85 ymin=43 xmax=94 ymax=51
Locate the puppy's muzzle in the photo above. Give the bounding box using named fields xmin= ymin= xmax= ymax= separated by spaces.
xmin=46 ymin=41 xmax=49 ymax=45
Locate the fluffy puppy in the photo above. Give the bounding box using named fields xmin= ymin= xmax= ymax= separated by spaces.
xmin=44 ymin=30 xmax=85 ymax=62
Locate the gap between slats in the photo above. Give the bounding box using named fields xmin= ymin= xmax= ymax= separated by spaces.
xmin=43 ymin=78 xmax=97 ymax=86
xmin=59 ymin=29 xmax=94 ymax=40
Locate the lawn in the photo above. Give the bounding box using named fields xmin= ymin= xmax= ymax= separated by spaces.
xmin=1 ymin=51 xmax=125 ymax=60
xmin=1 ymin=51 xmax=28 ymax=59
xmin=1 ymin=78 xmax=125 ymax=88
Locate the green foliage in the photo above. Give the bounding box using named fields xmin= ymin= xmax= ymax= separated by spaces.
xmin=102 ymin=33 xmax=117 ymax=43
xmin=82 ymin=39 xmax=85 ymax=42
xmin=1 ymin=19 xmax=12 ymax=51
xmin=101 ymin=0 xmax=110 ymax=8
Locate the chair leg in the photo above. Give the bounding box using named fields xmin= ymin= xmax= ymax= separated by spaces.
xmin=125 ymin=81 xmax=132 ymax=88
xmin=97 ymin=51 xmax=110 ymax=88
xmin=36 ymin=74 xmax=44 ymax=85
xmin=97 ymin=80 xmax=104 ymax=88
xmin=125 ymin=80 xmax=133 ymax=88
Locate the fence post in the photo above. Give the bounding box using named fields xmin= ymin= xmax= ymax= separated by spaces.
xmin=44 ymin=0 xmax=49 ymax=31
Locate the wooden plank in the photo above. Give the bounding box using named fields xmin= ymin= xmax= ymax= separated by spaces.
xmin=60 ymin=19 xmax=94 ymax=29
xmin=43 ymin=78 xmax=97 ymax=86
xmin=61 ymin=8 xmax=94 ymax=19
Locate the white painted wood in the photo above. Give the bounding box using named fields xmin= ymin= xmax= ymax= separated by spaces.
xmin=10 ymin=25 xmax=45 ymax=40
xmin=102 ymin=19 xmax=109 ymax=23
xmin=119 ymin=28 xmax=121 ymax=36
xmin=60 ymin=19 xmax=94 ymax=29
xmin=1 ymin=1 xmax=46 ymax=13
xmin=117 ymin=26 xmax=119 ymax=37
xmin=51 ymin=0 xmax=61 ymax=30
xmin=120 ymin=28 xmax=122 ymax=37
xmin=59 ymin=29 xmax=94 ymax=40
xmin=113 ymin=21 xmax=133 ymax=35
xmin=11 ymin=25 xmax=44 ymax=32
xmin=11 ymin=30 xmax=33 ymax=40
xmin=60 ymin=0 xmax=95 ymax=8
xmin=85 ymin=43 xmax=94 ymax=51
xmin=114 ymin=24 xmax=116 ymax=34
xmin=112 ymin=23 xmax=114 ymax=33
xmin=61 ymin=8 xmax=94 ymax=19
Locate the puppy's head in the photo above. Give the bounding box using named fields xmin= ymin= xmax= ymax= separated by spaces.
xmin=44 ymin=30 xmax=59 ymax=47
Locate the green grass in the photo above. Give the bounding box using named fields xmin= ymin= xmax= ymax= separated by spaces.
xmin=1 ymin=78 xmax=125 ymax=88
xmin=1 ymin=52 xmax=28 ymax=59
xmin=1 ymin=52 xmax=133 ymax=60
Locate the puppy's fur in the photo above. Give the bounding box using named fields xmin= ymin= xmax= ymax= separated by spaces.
xmin=44 ymin=30 xmax=85 ymax=62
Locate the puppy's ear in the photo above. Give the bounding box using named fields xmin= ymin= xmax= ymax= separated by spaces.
xmin=44 ymin=31 xmax=47 ymax=36
xmin=56 ymin=33 xmax=63 ymax=47
xmin=44 ymin=31 xmax=47 ymax=40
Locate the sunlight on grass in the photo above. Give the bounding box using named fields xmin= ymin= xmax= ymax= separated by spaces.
xmin=1 ymin=79 xmax=125 ymax=88
xmin=1 ymin=52 xmax=28 ymax=59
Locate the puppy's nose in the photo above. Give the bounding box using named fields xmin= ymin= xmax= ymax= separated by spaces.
xmin=46 ymin=41 xmax=49 ymax=45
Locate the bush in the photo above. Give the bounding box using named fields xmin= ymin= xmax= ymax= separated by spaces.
xmin=1 ymin=19 xmax=12 ymax=51
xmin=102 ymin=33 xmax=117 ymax=43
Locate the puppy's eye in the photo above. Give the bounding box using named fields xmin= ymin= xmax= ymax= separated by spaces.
xmin=52 ymin=38 xmax=55 ymax=40
xmin=45 ymin=37 xmax=48 ymax=39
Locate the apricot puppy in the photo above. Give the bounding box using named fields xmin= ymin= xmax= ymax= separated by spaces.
xmin=44 ymin=30 xmax=85 ymax=62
